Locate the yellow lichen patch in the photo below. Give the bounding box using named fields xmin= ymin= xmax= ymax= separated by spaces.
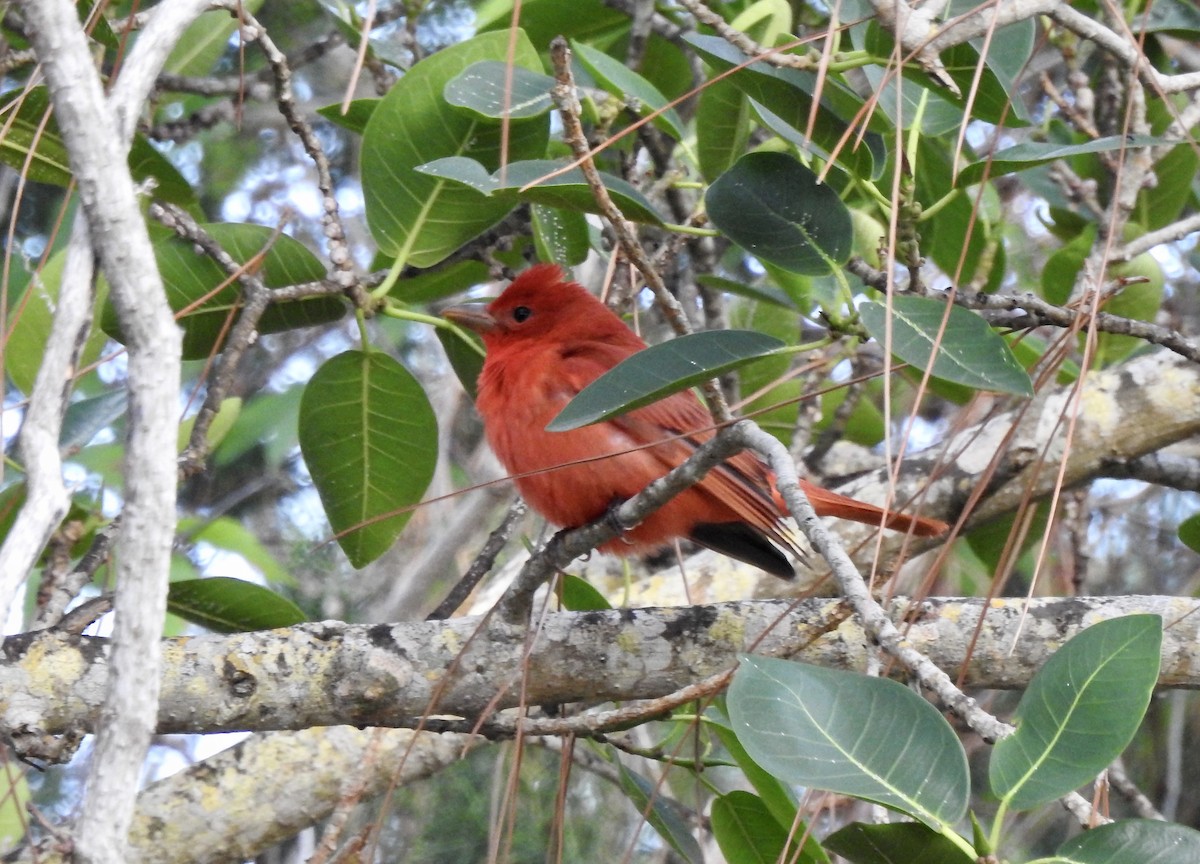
xmin=435 ymin=627 xmax=462 ymax=655
xmin=199 ymin=782 xmax=224 ymax=813
xmin=28 ymin=636 xmax=85 ymax=686
xmin=615 ymin=629 xmax=640 ymax=655
xmin=708 ymin=608 xmax=745 ymax=645
xmin=1076 ymin=382 xmax=1120 ymax=433
xmin=1144 ymin=365 xmax=1199 ymax=416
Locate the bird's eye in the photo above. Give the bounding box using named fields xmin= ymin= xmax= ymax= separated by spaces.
xmin=511 ymin=305 xmax=532 ymax=323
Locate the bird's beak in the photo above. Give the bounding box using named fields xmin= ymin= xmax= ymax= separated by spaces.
xmin=442 ymin=303 xmax=497 ymax=334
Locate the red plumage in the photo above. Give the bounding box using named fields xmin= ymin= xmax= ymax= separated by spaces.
xmin=444 ymin=264 xmax=947 ymax=579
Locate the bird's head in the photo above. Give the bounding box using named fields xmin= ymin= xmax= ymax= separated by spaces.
xmin=443 ymin=264 xmax=630 ymax=350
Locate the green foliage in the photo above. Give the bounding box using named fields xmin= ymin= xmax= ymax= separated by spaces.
xmin=167 ymin=577 xmax=307 ymax=633
xmin=361 ymin=29 xmax=550 ymax=268
xmin=990 ymin=615 xmax=1162 ymax=810
xmin=723 ymin=616 xmax=1166 ymax=863
xmin=298 ymin=351 xmax=438 ymax=568
xmin=6 ymin=0 xmax=1198 ymax=859
xmin=859 ymin=295 xmax=1034 ymax=396
xmin=547 ymin=330 xmax=785 ymax=431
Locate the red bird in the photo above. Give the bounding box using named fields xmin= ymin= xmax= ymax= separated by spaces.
xmin=444 ymin=264 xmax=948 ymax=579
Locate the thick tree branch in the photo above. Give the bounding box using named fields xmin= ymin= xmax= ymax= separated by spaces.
xmin=2 ymin=595 xmax=1195 ymax=739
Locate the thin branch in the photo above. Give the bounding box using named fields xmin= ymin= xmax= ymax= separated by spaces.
xmin=547 ymin=36 xmax=731 ymax=428
xmin=845 ymin=257 xmax=1200 ymax=364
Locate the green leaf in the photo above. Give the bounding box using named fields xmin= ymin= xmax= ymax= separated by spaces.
xmin=556 ymin=573 xmax=611 ymax=611
xmin=61 ymin=390 xmax=128 ymax=453
xmin=163 ymin=1 xmax=263 ymax=77
xmin=437 ymin=327 xmax=486 ymax=401
xmin=728 ymin=656 xmax=970 ymax=829
xmin=361 ymin=29 xmax=550 ymax=268
xmin=1179 ymin=513 xmax=1200 ymax=554
xmin=415 ymin=157 xmax=664 ymax=225
xmin=6 ymin=248 xmax=109 ymax=397
xmin=572 ymin=41 xmax=685 ymax=140
xmin=383 ymin=261 xmax=490 ymax=306
xmin=707 ymin=151 xmax=853 ymax=276
xmin=711 ymin=791 xmax=827 ymax=864
xmin=990 ymin=615 xmax=1163 ymax=811
xmin=696 ymin=274 xmax=797 ymax=309
xmin=1 ymin=86 xmax=196 ymax=201
xmin=614 ymin=756 xmax=703 ymax=864
xmin=298 ymin=351 xmax=439 ymax=568
xmin=213 ymin=385 xmax=304 ymax=468
xmin=128 ymin=134 xmax=198 ymax=209
xmin=1054 ymin=819 xmax=1200 ymax=863
xmin=0 ymin=484 xmax=27 ymax=549
xmin=547 ymin=329 xmax=785 ymax=431
xmin=178 ymin=397 xmax=240 ymax=454
xmin=317 ymin=99 xmax=380 ymax=135
xmin=859 ymin=296 xmax=1034 ymax=397
xmin=0 ymin=765 xmax=30 ymax=855
xmin=686 ymin=34 xmax=882 ymax=178
xmin=958 ymin=135 xmax=1165 ymax=186
xmin=696 ymin=76 xmax=751 ymax=182
xmin=167 ymin=577 xmax=307 ymax=633
xmin=709 ymin=715 xmax=800 ymax=833
xmin=0 ymin=86 xmax=72 ymax=185
xmin=823 ymin=821 xmax=974 ymax=864
xmin=531 ymin=204 xmax=590 ymax=266
xmin=103 ymin=222 xmax=343 ymax=360
xmin=1135 ymin=0 xmax=1200 ymax=34
xmin=444 ymin=61 xmax=555 ymax=121
xmin=182 ymin=516 xmax=296 ymax=587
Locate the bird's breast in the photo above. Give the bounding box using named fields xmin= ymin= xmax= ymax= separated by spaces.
xmin=477 ymin=353 xmax=675 ymax=529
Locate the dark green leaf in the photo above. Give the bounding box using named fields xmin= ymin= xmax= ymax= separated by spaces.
xmin=686 ymin=34 xmax=882 ymax=178
xmin=707 ymin=151 xmax=853 ymax=276
xmin=390 ymin=261 xmax=491 ymax=304
xmin=696 ymin=274 xmax=797 ymax=309
xmin=573 ymin=41 xmax=685 ymax=140
xmin=128 ymin=134 xmax=198 ymax=209
xmin=958 ymin=135 xmax=1165 ymax=186
xmin=547 ymin=329 xmax=785 ymax=431
xmin=299 ymin=351 xmax=439 ymax=568
xmin=709 ymin=715 xmax=799 ymax=833
xmin=103 ymin=222 xmax=343 ymax=360
xmin=1055 ymin=819 xmax=1200 ymax=863
xmin=0 ymin=484 xmax=28 ymax=548
xmin=61 ymin=391 xmax=128 ymax=453
xmin=317 ymin=99 xmax=380 ymax=135
xmin=696 ymin=76 xmax=751 ymax=182
xmin=167 ymin=577 xmax=306 ymax=633
xmin=859 ymin=296 xmax=1034 ymax=396
xmin=614 ymin=757 xmax=703 ymax=864
xmin=824 ymin=821 xmax=974 ymax=864
xmin=444 ymin=61 xmax=555 ymax=120
xmin=531 ymin=204 xmax=590 ymax=266
xmin=728 ymin=656 xmax=970 ymax=829
xmin=1179 ymin=513 xmax=1200 ymax=554
xmin=1133 ymin=1 xmax=1200 ymax=35
xmin=437 ymin=327 xmax=486 ymax=401
xmin=990 ymin=615 xmax=1163 ymax=810
xmin=711 ymin=791 xmax=828 ymax=864
xmin=362 ymin=30 xmax=550 ymax=267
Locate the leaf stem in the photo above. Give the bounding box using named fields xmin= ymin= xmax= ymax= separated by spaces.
xmin=380 ymin=304 xmax=487 ymax=357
